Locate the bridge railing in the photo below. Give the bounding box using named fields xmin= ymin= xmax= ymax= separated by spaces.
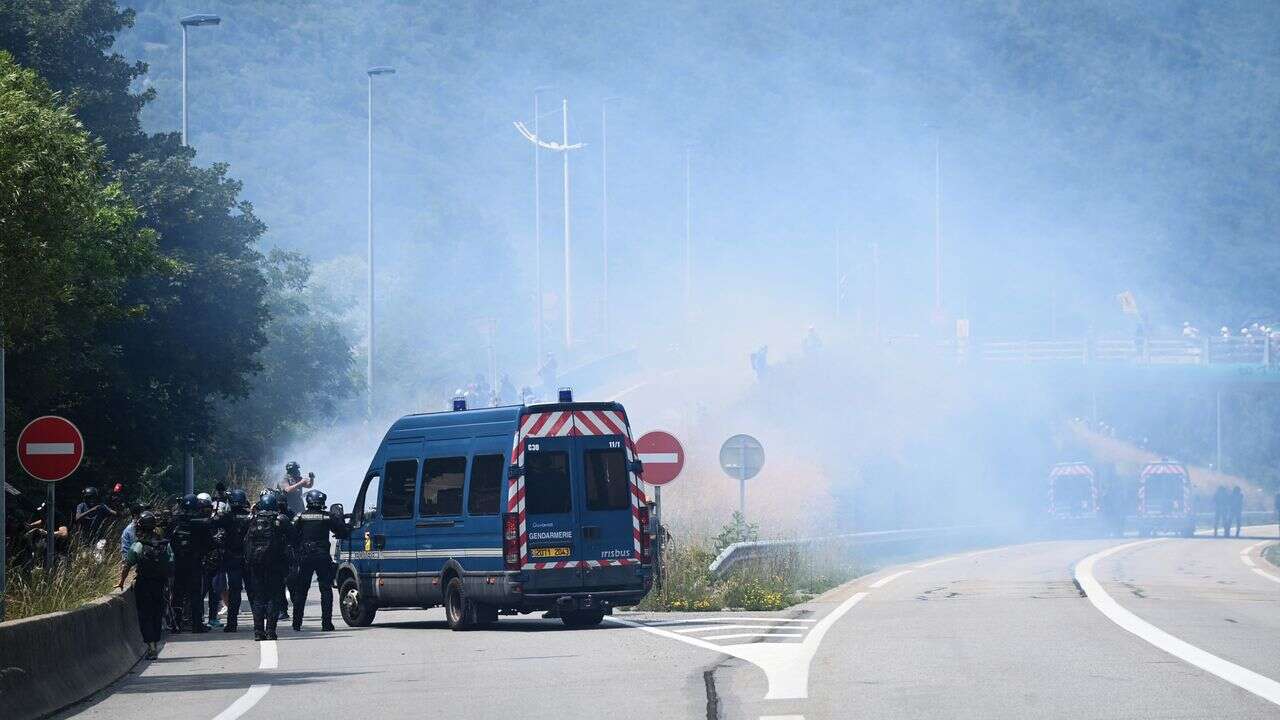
xmin=969 ymin=336 xmax=1274 ymax=367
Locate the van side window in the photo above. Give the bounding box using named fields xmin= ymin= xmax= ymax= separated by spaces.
xmin=420 ymin=457 xmax=466 ymax=516
xmin=354 ymin=474 xmax=380 ymax=525
xmin=584 ymin=448 xmax=631 ymax=511
xmin=525 ymin=451 xmax=572 ymax=514
xmin=382 ymin=460 xmax=418 ymax=519
xmin=467 ymin=454 xmax=505 ymax=516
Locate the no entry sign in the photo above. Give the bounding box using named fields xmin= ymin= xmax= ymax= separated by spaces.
xmin=635 ymin=430 xmax=685 ymax=486
xmin=17 ymin=416 xmax=84 ymax=482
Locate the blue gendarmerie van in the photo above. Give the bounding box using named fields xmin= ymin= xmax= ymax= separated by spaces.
xmin=336 ymin=394 xmax=653 ymax=629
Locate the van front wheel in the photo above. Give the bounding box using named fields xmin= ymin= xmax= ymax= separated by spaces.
xmin=339 ymin=578 xmax=376 ymax=627
xmin=561 ymin=609 xmax=605 ymax=627
xmin=445 ymin=577 xmax=474 ymax=631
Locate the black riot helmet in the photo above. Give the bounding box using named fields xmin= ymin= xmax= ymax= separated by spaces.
xmin=257 ymin=491 xmax=280 ymax=512
xmin=229 ymin=488 xmax=249 ymax=509
xmin=304 ymin=489 xmax=327 ymax=510
xmin=182 ymin=493 xmax=198 ymax=513
xmin=82 ymin=487 xmax=100 ymax=502
xmin=136 ymin=511 xmax=158 ymax=533
xmin=285 ymin=461 xmax=301 ymax=478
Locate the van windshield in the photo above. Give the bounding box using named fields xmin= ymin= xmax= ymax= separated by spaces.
xmin=584 ymin=448 xmax=631 ymax=511
xmin=1145 ymin=474 xmax=1185 ymax=511
xmin=1053 ymin=476 xmax=1093 ymax=513
xmin=525 ymin=451 xmax=572 ymax=514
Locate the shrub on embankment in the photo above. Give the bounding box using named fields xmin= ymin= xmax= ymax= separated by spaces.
xmin=4 ymin=536 xmax=121 ymax=621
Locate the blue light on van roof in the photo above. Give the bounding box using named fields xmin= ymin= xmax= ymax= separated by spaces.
xmin=452 ymin=396 xmax=467 ymax=411
xmin=558 ymin=387 xmax=573 ymax=403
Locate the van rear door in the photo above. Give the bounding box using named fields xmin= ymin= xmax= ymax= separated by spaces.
xmin=575 ymin=434 xmax=638 ymax=574
xmin=521 ymin=435 xmax=581 ymax=589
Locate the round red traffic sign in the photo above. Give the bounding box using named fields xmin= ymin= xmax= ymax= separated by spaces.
xmin=635 ymin=430 xmax=685 ymax=486
xmin=16 ymin=416 xmax=85 ymax=483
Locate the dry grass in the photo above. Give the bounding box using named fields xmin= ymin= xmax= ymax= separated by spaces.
xmin=4 ymin=535 xmax=123 ymax=621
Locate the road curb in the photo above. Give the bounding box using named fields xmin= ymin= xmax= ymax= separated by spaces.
xmin=0 ymin=587 xmax=146 ymax=720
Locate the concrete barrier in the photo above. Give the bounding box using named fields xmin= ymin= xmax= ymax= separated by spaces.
xmin=0 ymin=587 xmax=145 ymax=720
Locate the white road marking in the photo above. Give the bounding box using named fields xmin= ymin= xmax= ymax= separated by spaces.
xmin=258 ymin=639 xmax=278 ymax=669
xmin=211 ymin=639 xmax=276 ymax=719
xmin=608 ymin=591 xmax=869 ymax=699
xmin=869 ymin=570 xmax=911 ymax=588
xmin=1251 ymin=568 xmax=1280 ymax=584
xmin=676 ymin=624 xmax=809 ymax=634
xmin=1241 ymin=541 xmax=1268 ymax=556
xmin=645 ymin=617 xmax=816 ymax=626
xmin=760 ymin=716 xmax=805 ymax=720
xmin=25 ymin=442 xmax=74 ymax=454
xmin=915 ymin=557 xmax=954 ymax=569
xmin=1076 ymin=540 xmax=1280 ymax=708
xmin=211 ymin=685 xmax=270 ymax=720
xmin=1243 ymin=556 xmax=1256 ymax=567
xmin=702 ymin=632 xmax=805 ymax=641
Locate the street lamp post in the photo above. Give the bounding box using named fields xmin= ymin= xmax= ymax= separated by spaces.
xmin=366 ymin=66 xmax=395 ymax=420
xmin=514 ymin=103 xmax=584 ymax=353
xmin=179 ymin=14 xmax=220 ymax=147
xmin=532 ymin=86 xmax=554 ymax=365
xmin=601 ymin=97 xmax=622 ymax=349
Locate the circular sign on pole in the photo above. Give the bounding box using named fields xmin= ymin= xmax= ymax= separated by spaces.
xmin=719 ymin=434 xmax=764 ymax=480
xmin=17 ymin=416 xmax=84 ymax=483
xmin=635 ymin=430 xmax=685 ymax=486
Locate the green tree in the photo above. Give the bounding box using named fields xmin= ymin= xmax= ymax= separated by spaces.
xmin=0 ymin=50 xmax=163 ymax=493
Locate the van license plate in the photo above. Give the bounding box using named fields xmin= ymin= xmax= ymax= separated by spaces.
xmin=531 ymin=546 xmax=572 ymax=559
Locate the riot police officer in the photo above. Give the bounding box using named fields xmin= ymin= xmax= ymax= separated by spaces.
xmin=290 ymin=489 xmax=350 ymax=631
xmin=169 ymin=494 xmax=213 ymax=632
xmin=214 ymin=489 xmax=252 ymax=632
xmin=244 ymin=490 xmax=291 ymax=641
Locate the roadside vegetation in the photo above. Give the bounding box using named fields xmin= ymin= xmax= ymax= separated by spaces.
xmin=1263 ymin=543 xmax=1280 ymax=570
xmin=637 ymin=514 xmax=860 ymax=612
xmin=4 ymin=538 xmax=121 ymax=621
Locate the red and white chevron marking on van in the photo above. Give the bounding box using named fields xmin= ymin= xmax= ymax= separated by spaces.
xmin=507 ymin=408 xmax=646 ymax=570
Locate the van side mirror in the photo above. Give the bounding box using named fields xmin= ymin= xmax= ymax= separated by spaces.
xmin=629 ymin=459 xmax=644 ymax=475
xmin=507 ymin=465 xmax=524 ymax=480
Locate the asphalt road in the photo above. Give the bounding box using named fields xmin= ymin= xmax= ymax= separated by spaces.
xmin=57 ymin=527 xmax=1280 ymax=720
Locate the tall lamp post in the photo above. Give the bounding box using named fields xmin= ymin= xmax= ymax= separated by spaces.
xmin=925 ymin=122 xmax=942 ymax=317
xmin=601 ymin=96 xmax=622 ymax=349
xmin=179 ymin=14 xmax=220 ymax=147
xmin=515 ymin=102 xmax=585 ymax=352
xmin=366 ymin=66 xmax=395 ymax=420
xmin=532 ymin=86 xmax=555 ymax=365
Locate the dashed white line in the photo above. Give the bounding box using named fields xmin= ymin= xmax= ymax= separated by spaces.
xmin=258 ymin=639 xmax=278 ymax=669
xmin=646 ymin=617 xmax=816 ymax=626
xmin=703 ymin=632 xmax=805 ymax=641
xmin=1243 ymin=556 xmax=1257 ymax=567
xmin=212 ymin=639 xmax=276 ymax=720
xmin=760 ymin=716 xmax=805 ymax=720
xmin=1251 ymin=568 xmax=1280 ymax=584
xmin=211 ymin=685 xmax=270 ymax=720
xmin=869 ymin=570 xmax=911 ymax=588
xmin=915 ymin=557 xmax=953 ymax=569
xmin=676 ymin=624 xmax=808 ymax=634
xmin=1076 ymin=539 xmax=1280 ymax=708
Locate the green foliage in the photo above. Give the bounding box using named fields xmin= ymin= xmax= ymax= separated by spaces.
xmin=4 ymin=536 xmax=121 ymax=620
xmin=713 ymin=511 xmax=760 ymax=553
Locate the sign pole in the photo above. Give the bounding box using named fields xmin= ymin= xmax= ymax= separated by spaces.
xmin=653 ymin=484 xmax=662 ymax=591
xmin=737 ymin=443 xmax=747 ymax=515
xmin=46 ymin=483 xmax=55 ymax=569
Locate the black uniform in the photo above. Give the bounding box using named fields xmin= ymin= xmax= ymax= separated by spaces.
xmin=290 ymin=508 xmax=350 ymax=630
xmin=243 ymin=508 xmax=290 ymax=639
xmin=214 ymin=508 xmax=252 ymax=630
xmin=169 ymin=510 xmax=213 ymax=631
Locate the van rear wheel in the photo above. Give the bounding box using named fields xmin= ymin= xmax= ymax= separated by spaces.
xmin=561 ymin=609 xmax=605 ymax=628
xmin=339 ymin=578 xmax=376 ymax=627
xmin=445 ymin=577 xmax=474 ymax=631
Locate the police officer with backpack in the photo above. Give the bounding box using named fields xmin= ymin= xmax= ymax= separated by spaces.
xmin=213 ymin=489 xmax=252 ymax=632
xmin=244 ymin=490 xmax=291 ymax=641
xmin=169 ymin=494 xmax=214 ymax=632
xmin=290 ymin=489 xmax=350 ymax=631
xmin=117 ymin=511 xmax=173 ymax=659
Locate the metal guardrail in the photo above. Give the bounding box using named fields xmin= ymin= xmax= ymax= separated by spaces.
xmin=708 ymin=524 xmax=1014 ymax=578
xmin=707 ymin=513 xmax=1279 ymax=578
xmin=972 ymin=336 xmax=1274 ymax=367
